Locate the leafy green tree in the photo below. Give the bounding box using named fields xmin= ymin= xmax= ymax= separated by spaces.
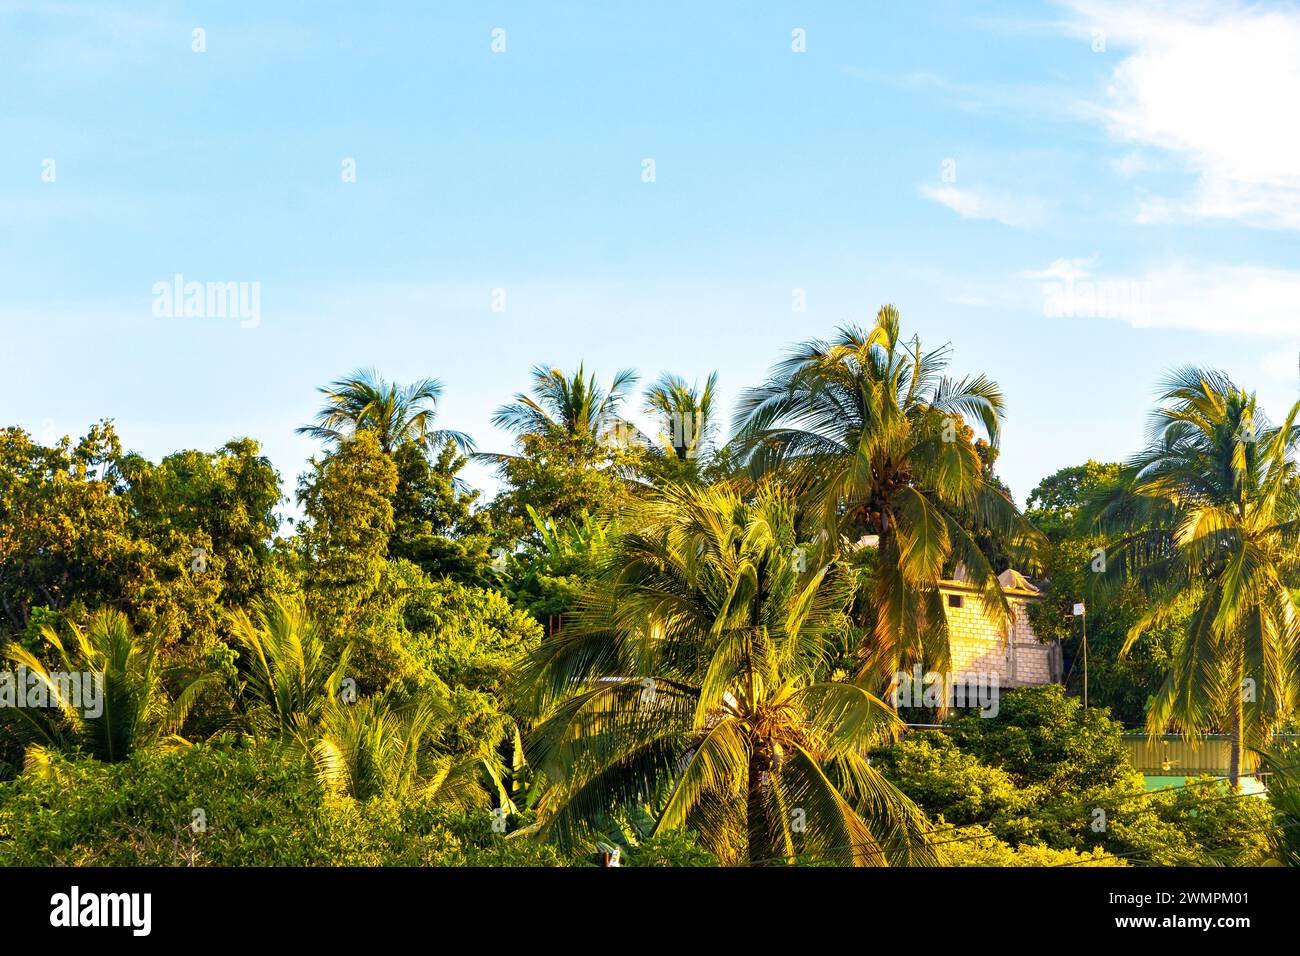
xmin=0 ymin=742 xmax=572 ymax=866
xmin=297 ymin=430 xmax=398 ymax=632
xmin=1258 ymin=743 xmax=1300 ymax=865
xmin=1022 ymin=461 xmax=1176 ymax=724
xmin=520 ymin=482 xmax=935 ymax=865
xmin=501 ymin=506 xmax=615 ymax=631
xmin=733 ymin=305 xmax=1043 ymax=684
xmin=0 ymin=423 xmax=137 ymax=635
xmin=868 ymin=732 xmax=1031 ymax=824
xmin=1091 ymin=369 xmax=1300 ymax=787
xmin=402 ymin=579 xmax=545 ymax=808
xmin=389 ymin=440 xmax=495 ymax=584
xmin=297 ymin=368 xmax=472 ymax=454
xmin=0 ymin=424 xmax=287 ymax=662
xmin=120 ymin=439 xmax=283 ymax=607
xmin=1026 ymin=460 xmax=1122 ymax=540
xmin=875 ymin=687 xmax=1273 ymax=864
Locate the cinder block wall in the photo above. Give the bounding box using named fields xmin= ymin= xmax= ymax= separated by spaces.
xmin=943 ymin=588 xmax=1055 ymax=688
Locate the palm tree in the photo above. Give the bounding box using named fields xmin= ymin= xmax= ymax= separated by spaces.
xmin=488 ymin=363 xmax=639 ymax=449
xmin=226 ymin=596 xmax=349 ymax=737
xmin=732 ymin=305 xmax=1041 ymax=685
xmin=297 ymin=368 xmax=472 ymax=454
xmin=518 ymin=483 xmax=936 ymax=865
xmin=307 ymin=693 xmax=485 ymax=805
xmin=1091 ymin=369 xmax=1300 ymax=788
xmin=643 ymin=372 xmax=719 ymax=477
xmin=4 ymin=609 xmax=211 ymax=771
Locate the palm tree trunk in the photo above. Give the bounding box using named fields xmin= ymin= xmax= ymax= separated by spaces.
xmin=1229 ymin=674 xmax=1244 ymax=791
xmin=747 ymin=755 xmax=771 ymax=865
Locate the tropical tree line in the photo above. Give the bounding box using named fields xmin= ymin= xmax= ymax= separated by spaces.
xmin=2 ymin=305 xmax=1299 ymax=865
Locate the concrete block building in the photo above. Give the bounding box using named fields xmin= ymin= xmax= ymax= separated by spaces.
xmin=941 ymin=568 xmax=1062 ymax=689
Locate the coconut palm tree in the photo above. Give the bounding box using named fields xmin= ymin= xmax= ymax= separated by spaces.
xmin=642 ymin=372 xmax=720 ymax=480
xmin=518 ymin=482 xmax=936 ymax=865
xmin=297 ymin=368 xmax=472 ymax=454
xmin=226 ymin=595 xmax=349 ymax=737
xmin=4 ymin=609 xmax=212 ymax=771
xmin=1090 ymin=368 xmax=1300 ymax=788
xmin=732 ymin=305 xmax=1042 ymax=685
xmin=488 ymin=363 xmax=639 ymax=449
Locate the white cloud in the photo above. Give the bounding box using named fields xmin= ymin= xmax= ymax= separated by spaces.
xmin=918 ymin=184 xmax=1046 ymax=228
xmin=1023 ymin=255 xmax=1300 ymax=336
xmin=1065 ymin=0 xmax=1300 ymax=229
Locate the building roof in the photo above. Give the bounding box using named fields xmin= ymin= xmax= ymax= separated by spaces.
xmin=940 ymin=565 xmax=1041 ymax=598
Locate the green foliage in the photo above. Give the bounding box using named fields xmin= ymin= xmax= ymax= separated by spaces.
xmin=874 ymin=687 xmax=1275 ymax=865
xmin=1258 ymin=744 xmax=1300 ymax=866
xmin=487 ymin=429 xmax=643 ymax=542
xmin=119 ymin=438 xmax=284 ymax=613
xmin=404 ymin=579 xmax=543 ymax=694
xmin=1025 ymin=461 xmax=1179 ymax=725
xmin=1025 ymin=460 xmax=1122 ymax=540
xmin=1088 ymin=369 xmax=1300 ymax=784
xmin=639 ymin=372 xmax=721 ymax=485
xmin=521 ymin=482 xmax=935 ymax=866
xmin=939 ymin=825 xmax=1124 ymax=866
xmin=5 ymin=351 xmax=1294 ymax=868
xmin=390 ymin=440 xmax=495 ymax=585
xmin=484 ymin=364 xmax=645 ymax=538
xmin=624 ymin=828 xmax=719 ymax=867
xmin=297 ymin=430 xmax=398 ymax=631
xmin=4 ymin=609 xmax=212 ymax=767
xmin=868 ymin=733 xmax=1030 ymax=824
xmin=0 ymin=743 xmax=568 ymax=866
xmin=0 ymin=423 xmax=130 ymax=638
xmin=501 ymin=507 xmax=614 ymax=626
xmin=226 ymin=595 xmax=347 ymax=737
xmin=732 ymin=306 xmax=1045 ymax=686
xmin=297 ymin=368 xmax=471 ymax=455
xmin=308 ymin=693 xmax=484 ymax=805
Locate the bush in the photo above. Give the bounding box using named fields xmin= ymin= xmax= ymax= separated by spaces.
xmin=939 ymin=825 xmax=1125 ymax=866
xmin=0 ymin=742 xmax=572 ymax=866
xmin=873 ymin=687 xmax=1279 ymax=865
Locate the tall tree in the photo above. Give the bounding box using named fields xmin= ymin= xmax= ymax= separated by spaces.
xmin=483 ymin=364 xmax=644 ymax=533
xmin=297 ymin=430 xmax=398 ymax=631
xmin=389 ymin=440 xmax=495 ymax=585
xmin=1090 ymin=368 xmax=1300 ymax=787
xmin=732 ymin=305 xmax=1042 ymax=685
xmin=297 ymin=368 xmax=472 ymax=454
xmin=519 ymin=483 xmax=935 ymax=865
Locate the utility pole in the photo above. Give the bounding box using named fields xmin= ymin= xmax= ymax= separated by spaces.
xmin=1073 ymin=602 xmax=1088 ymax=708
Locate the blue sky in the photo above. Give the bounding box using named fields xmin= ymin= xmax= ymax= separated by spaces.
xmin=3 ymin=0 xmax=1300 ymax=511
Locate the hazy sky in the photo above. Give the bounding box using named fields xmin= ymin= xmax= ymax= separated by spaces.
xmin=3 ymin=0 xmax=1299 ymax=511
